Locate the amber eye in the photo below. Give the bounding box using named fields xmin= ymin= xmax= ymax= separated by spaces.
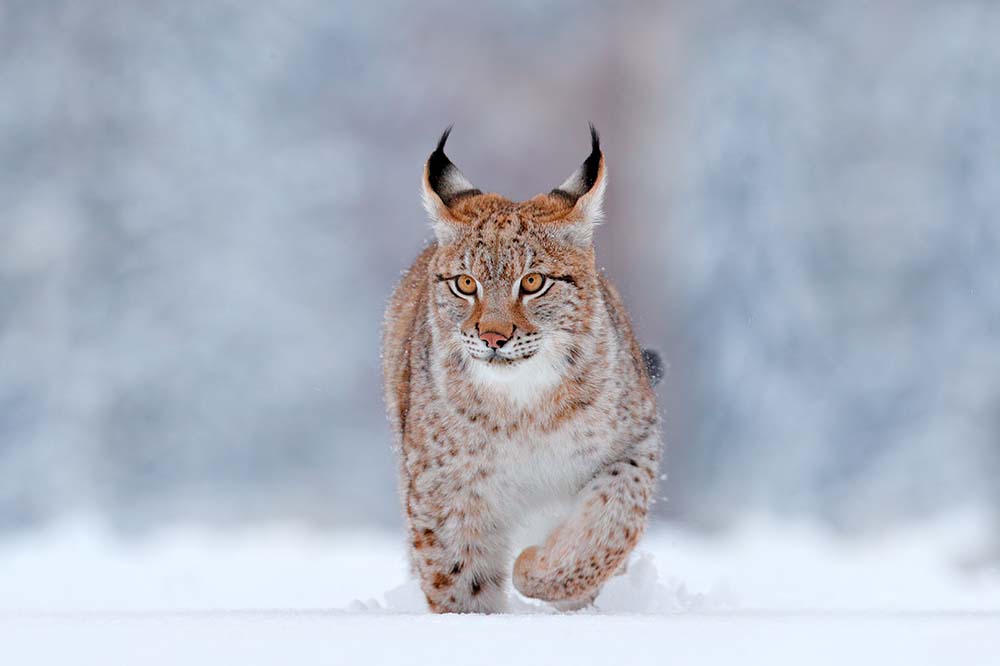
xmin=520 ymin=272 xmax=545 ymax=295
xmin=454 ymin=274 xmax=477 ymax=296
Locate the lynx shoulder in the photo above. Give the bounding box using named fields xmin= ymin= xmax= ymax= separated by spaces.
xmin=382 ymin=127 xmax=661 ymax=613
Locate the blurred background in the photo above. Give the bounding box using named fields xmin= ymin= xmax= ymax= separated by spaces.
xmin=1 ymin=0 xmax=998 ymax=545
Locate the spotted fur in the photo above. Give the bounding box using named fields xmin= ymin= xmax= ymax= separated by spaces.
xmin=383 ymin=128 xmax=661 ymax=613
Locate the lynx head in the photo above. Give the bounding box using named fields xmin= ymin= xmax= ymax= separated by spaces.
xmin=421 ymin=127 xmax=607 ymax=396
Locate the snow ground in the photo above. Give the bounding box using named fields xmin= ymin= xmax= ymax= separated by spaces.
xmin=2 ymin=513 xmax=999 ymax=665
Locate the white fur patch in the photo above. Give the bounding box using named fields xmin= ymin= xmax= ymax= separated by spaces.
xmin=468 ymin=343 xmax=565 ymax=410
xmin=509 ymin=494 xmax=577 ymax=554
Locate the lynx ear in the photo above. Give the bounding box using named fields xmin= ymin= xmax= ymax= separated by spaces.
xmin=549 ymin=124 xmax=606 ymax=246
xmin=422 ymin=127 xmax=481 ymax=243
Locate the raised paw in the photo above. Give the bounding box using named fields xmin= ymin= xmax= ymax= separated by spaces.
xmin=512 ymin=543 xmax=603 ymax=605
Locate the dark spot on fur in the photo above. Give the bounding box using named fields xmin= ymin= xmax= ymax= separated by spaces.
xmin=565 ymin=345 xmax=582 ymax=366
xmin=432 ymin=572 xmax=453 ymax=590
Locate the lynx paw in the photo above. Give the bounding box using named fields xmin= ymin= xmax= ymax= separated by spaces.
xmin=512 ymin=545 xmax=544 ymax=598
xmin=513 ymin=544 xmax=598 ymax=605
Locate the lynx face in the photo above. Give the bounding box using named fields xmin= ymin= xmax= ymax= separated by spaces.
xmin=431 ymin=211 xmax=595 ymax=371
xmin=422 ymin=127 xmax=606 ymax=388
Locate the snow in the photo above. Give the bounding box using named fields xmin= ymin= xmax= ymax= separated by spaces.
xmin=2 ymin=513 xmax=999 ymax=664
xmin=4 ymin=612 xmax=998 ymax=666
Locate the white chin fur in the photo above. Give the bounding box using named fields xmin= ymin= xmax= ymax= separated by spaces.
xmin=468 ymin=344 xmax=564 ymax=409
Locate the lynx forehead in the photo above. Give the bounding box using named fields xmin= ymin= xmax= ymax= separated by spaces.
xmin=383 ymin=126 xmax=661 ymax=613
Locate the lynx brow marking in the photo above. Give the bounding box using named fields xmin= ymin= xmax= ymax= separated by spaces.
xmin=551 ymin=275 xmax=577 ymax=287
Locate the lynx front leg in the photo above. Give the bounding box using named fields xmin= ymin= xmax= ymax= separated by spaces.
xmin=406 ymin=477 xmax=510 ymax=614
xmin=512 ymin=440 xmax=659 ymax=605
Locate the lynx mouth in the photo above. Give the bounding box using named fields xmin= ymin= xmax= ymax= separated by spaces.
xmin=479 ymin=350 xmax=535 ymax=365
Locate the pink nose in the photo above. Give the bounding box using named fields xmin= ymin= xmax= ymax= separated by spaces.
xmin=479 ymin=331 xmax=509 ymax=349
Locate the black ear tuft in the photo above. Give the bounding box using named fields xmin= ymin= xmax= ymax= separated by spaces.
xmin=583 ymin=123 xmax=601 ymax=192
xmin=426 ymin=126 xmax=481 ymax=206
xmin=437 ymin=125 xmax=453 ymax=153
xmin=426 ymin=126 xmax=453 ymax=200
xmin=551 ymin=123 xmax=604 ymax=202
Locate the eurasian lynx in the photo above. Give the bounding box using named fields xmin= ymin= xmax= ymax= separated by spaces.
xmin=383 ymin=127 xmax=661 ymax=613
